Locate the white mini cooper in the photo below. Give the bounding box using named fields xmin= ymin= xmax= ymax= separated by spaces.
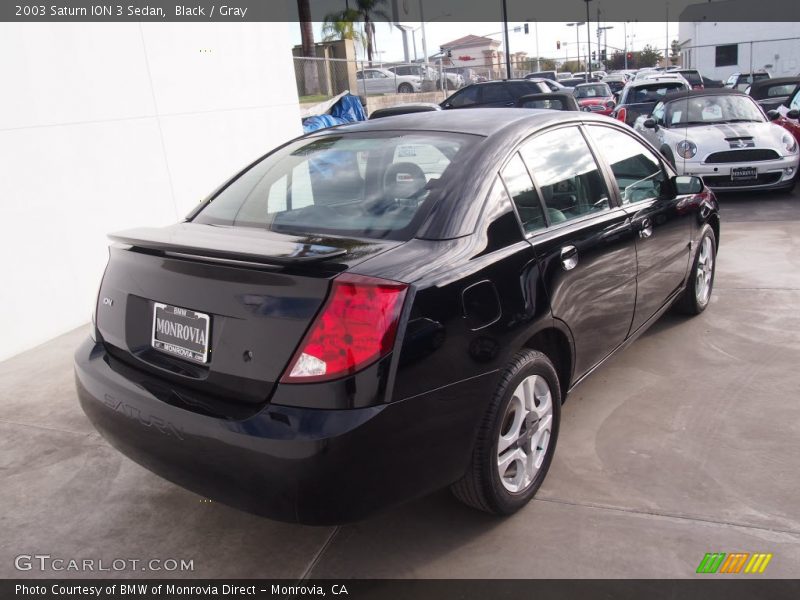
xmin=634 ymin=89 xmax=798 ymax=192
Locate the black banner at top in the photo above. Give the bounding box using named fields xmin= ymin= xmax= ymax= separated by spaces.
xmin=2 ymin=0 xmax=799 ymax=23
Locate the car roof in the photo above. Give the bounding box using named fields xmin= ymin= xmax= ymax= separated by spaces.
xmin=661 ymin=88 xmax=749 ymax=103
xmin=575 ymin=81 xmax=606 ymax=87
xmin=312 ymin=107 xmax=588 ymax=138
xmin=627 ymin=78 xmax=689 ymax=88
xmin=748 ymin=76 xmax=800 ymax=92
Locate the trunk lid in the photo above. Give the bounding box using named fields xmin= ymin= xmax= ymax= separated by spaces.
xmin=97 ymin=223 xmax=400 ymax=408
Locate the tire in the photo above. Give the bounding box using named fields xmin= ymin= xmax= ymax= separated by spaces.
xmin=451 ymin=349 xmax=561 ymax=515
xmin=675 ymin=225 xmax=717 ymax=315
xmin=397 ymin=83 xmax=413 ymax=94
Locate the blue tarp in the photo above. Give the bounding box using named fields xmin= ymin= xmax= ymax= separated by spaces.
xmin=302 ymin=94 xmax=366 ymax=134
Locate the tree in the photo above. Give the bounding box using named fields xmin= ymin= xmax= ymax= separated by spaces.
xmin=561 ymin=60 xmax=585 ymax=73
xmin=351 ymin=0 xmax=389 ymax=63
xmin=638 ymin=44 xmax=663 ymax=68
xmin=297 ymin=0 xmax=319 ymax=95
xmin=322 ymin=8 xmax=364 ymax=46
xmin=670 ymin=39 xmax=681 ymax=66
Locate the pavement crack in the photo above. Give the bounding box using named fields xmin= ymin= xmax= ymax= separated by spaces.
xmin=533 ymin=496 xmax=800 ymax=536
xmin=299 ymin=526 xmax=340 ymax=581
xmin=0 ymin=418 xmax=97 ymax=438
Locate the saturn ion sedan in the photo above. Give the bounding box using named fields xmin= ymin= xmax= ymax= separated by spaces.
xmin=75 ymin=109 xmax=720 ymax=524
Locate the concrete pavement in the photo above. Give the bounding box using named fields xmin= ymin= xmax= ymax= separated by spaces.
xmin=1 ymin=191 xmax=798 ymax=579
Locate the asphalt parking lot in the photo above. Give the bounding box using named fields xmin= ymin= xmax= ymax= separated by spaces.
xmin=2 ymin=189 xmax=799 ymax=579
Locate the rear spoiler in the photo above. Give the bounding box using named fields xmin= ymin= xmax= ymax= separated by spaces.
xmin=109 ymin=224 xmax=348 ymax=267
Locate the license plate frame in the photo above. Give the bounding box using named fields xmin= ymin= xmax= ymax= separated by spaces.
xmin=730 ymin=166 xmax=758 ymax=181
xmin=151 ymin=302 xmax=211 ymax=365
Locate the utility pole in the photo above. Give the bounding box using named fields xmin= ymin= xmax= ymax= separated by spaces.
xmin=567 ymin=22 xmax=583 ymax=70
xmin=502 ymin=0 xmax=511 ymax=78
xmin=623 ymin=21 xmax=628 ymax=69
xmin=584 ymin=0 xmax=592 ymax=79
xmin=535 ymin=20 xmax=540 ymax=72
xmin=665 ymin=3 xmax=670 ymax=67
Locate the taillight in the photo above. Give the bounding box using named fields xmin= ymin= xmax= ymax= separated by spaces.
xmin=280 ymin=274 xmax=408 ymax=383
xmin=617 ymin=107 xmax=627 ymax=123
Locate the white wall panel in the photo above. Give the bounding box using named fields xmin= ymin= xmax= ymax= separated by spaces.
xmin=0 ymin=22 xmax=302 ymax=361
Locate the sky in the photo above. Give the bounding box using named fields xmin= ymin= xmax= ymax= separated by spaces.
xmin=289 ymin=20 xmax=681 ymax=65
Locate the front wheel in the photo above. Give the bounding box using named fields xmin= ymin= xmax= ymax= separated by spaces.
xmin=675 ymin=225 xmax=717 ymax=315
xmin=451 ymin=350 xmax=561 ymax=515
xmin=397 ymin=83 xmax=413 ymax=94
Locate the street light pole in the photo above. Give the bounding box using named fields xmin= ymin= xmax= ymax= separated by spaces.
xmin=502 ymin=0 xmax=511 ymax=79
xmin=623 ymin=21 xmax=628 ymax=69
xmin=584 ymin=0 xmax=592 ymax=80
xmin=567 ymin=22 xmax=584 ymax=70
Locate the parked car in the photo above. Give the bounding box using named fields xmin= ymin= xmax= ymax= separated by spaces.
xmin=634 ymin=89 xmax=798 ymax=192
xmin=369 ymin=102 xmax=442 ymax=119
xmin=441 ymin=80 xmax=549 ymax=109
xmin=674 ymin=69 xmax=704 ymax=90
xmin=770 ymin=84 xmax=800 ymax=148
xmin=573 ymin=82 xmax=616 ymax=115
xmin=559 ymin=77 xmax=591 ymax=88
xmin=445 ymin=66 xmax=478 ymax=86
xmin=725 ymin=71 xmax=771 ymax=91
xmin=356 ymin=67 xmax=421 ymax=94
xmin=524 ymin=70 xmax=558 ymax=81
xmin=76 ymin=109 xmax=721 ymax=524
xmin=702 ymin=75 xmax=725 ymax=89
xmin=602 ymin=74 xmax=628 ymax=96
xmin=746 ymin=77 xmax=800 ymax=112
xmin=611 ymin=78 xmax=691 ymax=126
xmin=557 ymin=72 xmax=573 ymax=81
xmin=516 ymin=92 xmax=579 ymax=111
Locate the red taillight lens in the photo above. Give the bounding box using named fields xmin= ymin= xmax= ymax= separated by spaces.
xmin=616 ymin=107 xmax=627 ymax=123
xmin=280 ymin=274 xmax=408 ymax=383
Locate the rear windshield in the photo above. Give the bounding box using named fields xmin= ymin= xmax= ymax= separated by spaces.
xmin=628 ymin=82 xmax=686 ymax=103
xmin=679 ymin=71 xmax=702 ymax=85
xmin=193 ymin=132 xmax=477 ymax=240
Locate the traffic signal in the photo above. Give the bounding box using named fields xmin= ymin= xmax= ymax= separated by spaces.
xmin=524 ymin=23 xmax=529 ymax=34
xmin=591 ymin=51 xmax=596 ymax=60
xmin=627 ymin=52 xmax=633 ymax=60
xmin=601 ymin=50 xmax=607 ymax=61
xmin=556 ymin=40 xmax=561 ymax=50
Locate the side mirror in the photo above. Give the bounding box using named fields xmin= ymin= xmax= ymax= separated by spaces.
xmin=643 ymin=118 xmax=658 ymax=129
xmin=673 ymin=175 xmax=703 ymax=195
xmin=766 ymin=110 xmax=780 ymax=121
xmin=787 ymin=109 xmax=800 ymax=119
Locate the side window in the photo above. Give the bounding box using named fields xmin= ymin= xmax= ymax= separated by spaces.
xmin=482 ymin=84 xmax=514 ymax=103
xmin=501 ymin=153 xmax=545 ymax=233
xmin=790 ymin=90 xmax=800 ymax=112
xmin=519 ymin=127 xmax=611 ymax=223
xmin=449 ymin=86 xmax=479 ymax=107
xmin=586 ymin=125 xmax=667 ymax=205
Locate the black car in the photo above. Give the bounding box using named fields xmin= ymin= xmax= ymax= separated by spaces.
xmin=747 ymin=77 xmax=800 ymax=112
xmin=516 ymin=93 xmax=579 ymax=111
xmin=611 ymin=79 xmax=690 ymax=126
xmin=75 ymin=110 xmax=720 ymax=525
xmin=441 ymin=80 xmax=550 ymax=109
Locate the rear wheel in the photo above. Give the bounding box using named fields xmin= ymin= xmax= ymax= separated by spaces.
xmin=675 ymin=225 xmax=716 ymax=315
xmin=451 ymin=350 xmax=561 ymax=515
xmin=397 ymin=83 xmax=413 ymax=94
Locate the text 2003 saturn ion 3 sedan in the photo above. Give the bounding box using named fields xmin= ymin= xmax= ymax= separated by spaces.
xmin=75 ymin=109 xmax=720 ymax=524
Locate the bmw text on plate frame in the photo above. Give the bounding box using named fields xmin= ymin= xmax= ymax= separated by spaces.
xmin=75 ymin=109 xmax=721 ymax=524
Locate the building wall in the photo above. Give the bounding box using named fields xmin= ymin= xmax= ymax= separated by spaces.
xmin=0 ymin=23 xmax=302 ymax=361
xmin=679 ymin=22 xmax=800 ymax=80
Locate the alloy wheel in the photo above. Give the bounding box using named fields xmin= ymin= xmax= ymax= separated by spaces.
xmin=695 ymin=236 xmax=714 ymax=306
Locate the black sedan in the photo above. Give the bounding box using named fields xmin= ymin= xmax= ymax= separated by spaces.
xmin=75 ymin=110 xmax=720 ymax=524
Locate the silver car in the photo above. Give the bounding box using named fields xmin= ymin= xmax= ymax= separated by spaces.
xmin=356 ymin=68 xmax=422 ymax=94
xmin=635 ymin=89 xmax=798 ymax=192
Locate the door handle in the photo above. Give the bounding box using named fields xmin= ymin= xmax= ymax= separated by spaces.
xmin=560 ymin=245 xmax=578 ymax=271
xmin=639 ymin=218 xmax=653 ymax=239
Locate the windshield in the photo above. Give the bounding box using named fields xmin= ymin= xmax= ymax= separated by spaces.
xmin=193 ymin=132 xmax=477 ymax=240
xmin=665 ymin=94 xmax=765 ymax=127
xmin=575 ymin=84 xmax=610 ymax=98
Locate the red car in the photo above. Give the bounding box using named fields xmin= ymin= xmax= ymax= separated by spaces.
xmin=573 ymin=82 xmax=616 ymax=116
xmin=771 ymin=84 xmax=800 ymax=148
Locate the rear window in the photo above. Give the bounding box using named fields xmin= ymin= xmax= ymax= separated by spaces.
xmin=193 ymin=132 xmax=478 ymax=240
xmin=680 ymin=71 xmax=702 ymax=85
xmin=629 ymin=82 xmax=686 ymax=103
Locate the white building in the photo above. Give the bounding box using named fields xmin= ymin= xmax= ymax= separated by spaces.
xmin=0 ymin=23 xmax=303 ymax=361
xmin=679 ymin=1 xmax=800 ymax=80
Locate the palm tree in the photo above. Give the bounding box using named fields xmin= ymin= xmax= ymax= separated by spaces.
xmin=354 ymin=0 xmax=389 ymax=64
xmin=322 ymin=8 xmax=364 ymax=46
xmin=296 ymin=0 xmax=319 ymax=95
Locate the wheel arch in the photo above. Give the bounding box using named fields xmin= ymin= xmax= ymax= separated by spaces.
xmin=522 ymin=324 xmax=574 ymax=403
xmin=706 ymin=211 xmax=720 ymax=249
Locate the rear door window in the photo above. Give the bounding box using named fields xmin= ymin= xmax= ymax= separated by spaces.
xmin=501 ymin=153 xmax=545 ymax=233
xmin=519 ymin=126 xmax=611 ymax=223
xmin=481 ymin=84 xmax=514 ymax=103
xmin=449 ymin=86 xmax=479 ymax=107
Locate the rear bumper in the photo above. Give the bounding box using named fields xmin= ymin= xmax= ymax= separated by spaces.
xmin=75 ymin=339 xmax=492 ymax=524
